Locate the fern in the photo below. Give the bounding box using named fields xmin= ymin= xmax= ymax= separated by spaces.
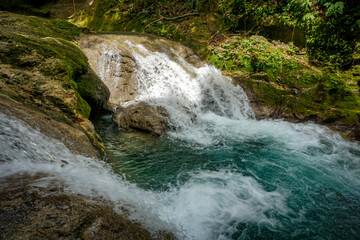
xmin=303 ymin=13 xmax=315 ymax=23
xmin=324 ymin=1 xmax=345 ymax=17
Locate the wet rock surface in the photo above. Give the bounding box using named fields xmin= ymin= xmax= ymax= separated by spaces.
xmin=0 ymin=12 xmax=176 ymax=240
xmin=78 ymin=36 xmax=138 ymax=108
xmin=235 ymin=74 xmax=360 ymax=141
xmin=113 ymin=102 xmax=169 ymax=137
xmin=0 ymin=176 xmax=174 ymax=240
xmin=0 ymin=95 xmax=100 ymax=158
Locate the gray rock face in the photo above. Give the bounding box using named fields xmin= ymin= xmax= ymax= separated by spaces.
xmin=78 ymin=35 xmax=138 ymax=108
xmin=112 ymin=102 xmax=169 ymax=136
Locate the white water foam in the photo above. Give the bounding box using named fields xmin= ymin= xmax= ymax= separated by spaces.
xmin=117 ymin=41 xmax=360 ymax=185
xmin=0 ymin=112 xmax=288 ymax=240
xmin=124 ymin=41 xmax=254 ymax=144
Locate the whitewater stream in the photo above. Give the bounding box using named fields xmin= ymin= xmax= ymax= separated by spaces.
xmin=1 ymin=38 xmax=360 ymax=240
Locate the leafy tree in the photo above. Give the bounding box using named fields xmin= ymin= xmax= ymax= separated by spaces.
xmin=217 ymin=0 xmax=360 ymax=69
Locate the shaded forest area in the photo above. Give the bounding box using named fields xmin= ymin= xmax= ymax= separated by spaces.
xmin=70 ymin=0 xmax=359 ymax=69
xmin=1 ymin=0 xmax=359 ymax=69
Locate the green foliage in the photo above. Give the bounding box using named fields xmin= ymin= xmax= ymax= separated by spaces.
xmin=217 ymin=0 xmax=360 ymax=69
xmin=324 ymin=1 xmax=345 ymax=17
xmin=209 ymin=33 xmax=360 ymax=126
xmin=208 ymin=36 xmax=318 ymax=88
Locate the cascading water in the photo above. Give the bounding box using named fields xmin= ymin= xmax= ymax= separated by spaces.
xmin=124 ymin=40 xmax=254 ymax=144
xmin=2 ymin=35 xmax=360 ymax=240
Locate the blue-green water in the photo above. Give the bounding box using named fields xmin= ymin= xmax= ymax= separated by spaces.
xmin=78 ymin=37 xmax=360 ymax=239
xmin=93 ymin=113 xmax=360 ymax=240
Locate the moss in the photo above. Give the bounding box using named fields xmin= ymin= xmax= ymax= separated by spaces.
xmin=72 ymin=0 xmax=213 ymax=54
xmin=0 ymin=11 xmax=112 ymax=155
xmin=75 ymin=91 xmax=91 ymax=119
xmin=0 ymin=12 xmax=100 ymax=116
xmin=208 ymin=35 xmax=315 ymax=87
xmin=205 ymin=33 xmax=360 ymax=127
xmin=75 ymin=68 xmax=110 ymax=112
xmin=0 ymin=12 xmax=83 ymax=41
xmin=238 ymin=71 xmax=360 ymax=126
xmin=251 ymin=81 xmax=291 ymax=107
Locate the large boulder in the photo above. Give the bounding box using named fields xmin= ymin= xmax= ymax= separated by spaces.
xmin=0 ymin=12 xmax=110 ymax=156
xmin=112 ymin=102 xmax=169 ymax=136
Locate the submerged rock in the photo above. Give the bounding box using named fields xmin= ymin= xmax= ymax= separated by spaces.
xmin=112 ymin=102 xmax=169 ymax=136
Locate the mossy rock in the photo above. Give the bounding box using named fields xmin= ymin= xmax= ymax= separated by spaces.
xmin=0 ymin=11 xmax=110 ymax=154
xmin=76 ymin=67 xmax=110 ymax=114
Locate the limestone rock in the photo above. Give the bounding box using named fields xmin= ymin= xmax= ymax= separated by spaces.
xmin=78 ymin=36 xmax=138 ymax=108
xmin=76 ymin=67 xmax=111 ymax=113
xmin=112 ymin=102 xmax=169 ymax=136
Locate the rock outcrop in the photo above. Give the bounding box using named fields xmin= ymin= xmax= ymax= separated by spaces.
xmin=78 ymin=35 xmax=138 ymax=108
xmin=0 ymin=11 xmax=110 ymax=156
xmin=0 ymin=177 xmax=175 ymax=240
xmin=112 ymin=102 xmax=169 ymax=136
xmin=235 ymin=74 xmax=360 ymax=142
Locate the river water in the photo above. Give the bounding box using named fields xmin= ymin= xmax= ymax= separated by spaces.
xmin=1 ymin=38 xmax=360 ymax=240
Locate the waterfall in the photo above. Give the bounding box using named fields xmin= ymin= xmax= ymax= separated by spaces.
xmin=2 ymin=34 xmax=360 ymax=240
xmin=84 ymin=35 xmax=254 ymax=143
xmin=125 ymin=40 xmax=254 ymax=120
xmin=125 ymin=40 xmax=254 ymax=143
xmin=97 ymin=42 xmax=122 ymax=90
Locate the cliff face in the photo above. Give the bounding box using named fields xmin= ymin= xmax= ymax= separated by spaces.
xmin=0 ymin=11 xmax=110 ymax=157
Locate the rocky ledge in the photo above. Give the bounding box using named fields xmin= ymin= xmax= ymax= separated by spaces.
xmin=235 ymin=74 xmax=360 ymax=141
xmin=0 ymin=175 xmax=175 ymax=240
xmin=78 ymin=33 xmax=202 ymax=136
